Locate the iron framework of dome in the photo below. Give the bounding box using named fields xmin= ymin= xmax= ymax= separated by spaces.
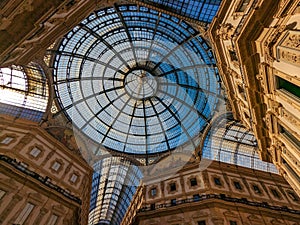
xmin=0 ymin=63 xmax=48 ymax=122
xmin=136 ymin=0 xmax=221 ymax=25
xmin=52 ymin=4 xmax=221 ymax=155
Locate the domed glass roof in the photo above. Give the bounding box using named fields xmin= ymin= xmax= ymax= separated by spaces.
xmin=53 ymin=4 xmax=221 ymax=155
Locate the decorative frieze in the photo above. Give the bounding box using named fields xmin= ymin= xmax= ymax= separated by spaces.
xmin=277 ymin=31 xmax=300 ymax=66
xmin=281 ymin=32 xmax=300 ymax=50
xmin=216 ymin=23 xmax=235 ymax=40
xmin=282 ymin=109 xmax=300 ymax=130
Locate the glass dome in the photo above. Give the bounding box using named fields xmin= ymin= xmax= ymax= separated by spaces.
xmin=139 ymin=0 xmax=221 ymax=24
xmin=53 ymin=4 xmax=221 ymax=155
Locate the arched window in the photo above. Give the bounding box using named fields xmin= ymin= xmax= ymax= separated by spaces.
xmin=202 ymin=114 xmax=278 ymax=173
xmin=0 ymin=62 xmax=48 ymax=122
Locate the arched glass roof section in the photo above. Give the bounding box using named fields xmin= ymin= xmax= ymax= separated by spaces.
xmin=135 ymin=0 xmax=221 ymax=25
xmin=89 ymin=157 xmax=142 ymax=225
xmin=202 ymin=115 xmax=278 ymax=173
xmin=0 ymin=62 xmax=48 ymax=122
xmin=53 ymin=4 xmax=221 ymax=155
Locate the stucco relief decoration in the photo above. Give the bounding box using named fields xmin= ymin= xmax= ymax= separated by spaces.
xmin=217 ymin=23 xmax=235 ymax=40
xmin=282 ymin=109 xmax=300 ymax=128
xmin=277 ymin=31 xmax=300 ymax=66
xmin=227 ymin=68 xmax=240 ymax=79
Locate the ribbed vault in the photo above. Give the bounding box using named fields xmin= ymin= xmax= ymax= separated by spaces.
xmin=52 ymin=4 xmax=221 ymax=155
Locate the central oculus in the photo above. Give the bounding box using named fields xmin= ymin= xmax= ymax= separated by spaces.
xmin=124 ymin=69 xmax=158 ymax=100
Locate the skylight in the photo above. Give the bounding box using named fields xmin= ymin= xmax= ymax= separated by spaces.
xmin=53 ymin=4 xmax=221 ymax=155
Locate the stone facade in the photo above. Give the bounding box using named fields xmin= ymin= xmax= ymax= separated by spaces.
xmin=0 ymin=115 xmax=93 ymax=225
xmin=209 ymin=0 xmax=300 ymax=196
xmin=129 ymin=160 xmax=300 ymax=225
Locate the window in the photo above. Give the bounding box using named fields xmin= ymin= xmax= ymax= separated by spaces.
xmin=198 ymin=221 xmax=206 ymax=225
xmin=237 ymin=0 xmax=250 ymax=12
xmin=70 ymin=174 xmax=78 ymax=183
xmin=230 ymin=221 xmax=237 ymax=225
xmin=51 ymin=161 xmax=61 ymax=171
xmin=1 ymin=136 xmax=14 ymax=144
xmin=190 ymin=178 xmax=197 ymax=186
xmin=14 ymin=202 xmax=35 ymax=225
xmin=252 ymin=185 xmax=261 ymax=194
xmin=0 ymin=189 xmax=6 ymax=200
xmin=214 ymin=177 xmax=221 ymax=186
xmin=151 ymin=188 xmax=157 ymax=197
xmin=29 ymin=147 xmax=41 ymax=157
xmin=171 ymin=199 xmax=176 ymax=206
xmin=271 ymin=188 xmax=280 ymax=198
xmin=279 ymin=125 xmax=300 ymax=149
xmin=0 ymin=64 xmax=48 ymax=122
xmin=234 ymin=181 xmax=242 ymax=190
xmin=47 ymin=214 xmax=58 ymax=225
xmin=277 ymin=76 xmax=300 ymax=99
xmin=170 ymin=182 xmax=176 ymax=191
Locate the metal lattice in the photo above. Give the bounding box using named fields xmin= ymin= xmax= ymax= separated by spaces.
xmin=53 ymin=4 xmax=221 ymax=155
xmin=0 ymin=62 xmax=48 ymax=122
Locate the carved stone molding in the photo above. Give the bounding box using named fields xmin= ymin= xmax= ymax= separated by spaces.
xmin=192 ymin=211 xmax=209 ymax=219
xmin=0 ymin=0 xmax=34 ymax=30
xmin=16 ymin=133 xmax=35 ymax=149
xmin=211 ymin=217 xmax=224 ymax=225
xmin=282 ymin=109 xmax=300 ymax=130
xmin=279 ymin=49 xmax=300 ymax=65
xmin=0 ymin=194 xmax=23 ymax=223
xmin=33 ymin=207 xmax=49 ymax=224
xmin=264 ymin=25 xmax=286 ymax=59
xmin=277 ymin=30 xmax=300 ymax=66
xmin=41 ymin=151 xmax=55 ymax=166
xmin=223 ymin=210 xmax=238 ymax=218
xmin=271 ymin=218 xmax=284 ymax=225
xmin=281 ymin=32 xmax=300 ymax=50
xmin=166 ymin=215 xmax=184 ymax=223
xmin=228 ymin=68 xmax=241 ymax=79
xmin=216 ymin=23 xmax=235 ymax=40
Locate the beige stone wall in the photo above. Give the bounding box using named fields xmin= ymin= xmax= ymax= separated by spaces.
xmin=255 ymin=3 xmax=300 ymax=197
xmin=0 ymin=169 xmax=79 ymax=224
xmin=208 ymin=0 xmax=300 ymax=197
xmin=0 ymin=116 xmax=93 ymax=225
xmin=134 ymin=161 xmax=300 ymax=225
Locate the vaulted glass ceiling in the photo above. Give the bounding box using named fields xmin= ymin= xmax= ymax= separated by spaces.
xmin=0 ymin=63 xmax=48 ymax=122
xmin=202 ymin=114 xmax=278 ymax=173
xmin=89 ymin=157 xmax=142 ymax=225
xmin=53 ymin=4 xmax=221 ymax=155
xmin=137 ymin=0 xmax=221 ymax=24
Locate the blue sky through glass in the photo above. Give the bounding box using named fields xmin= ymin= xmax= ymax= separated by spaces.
xmin=53 ymin=4 xmax=221 ymax=155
